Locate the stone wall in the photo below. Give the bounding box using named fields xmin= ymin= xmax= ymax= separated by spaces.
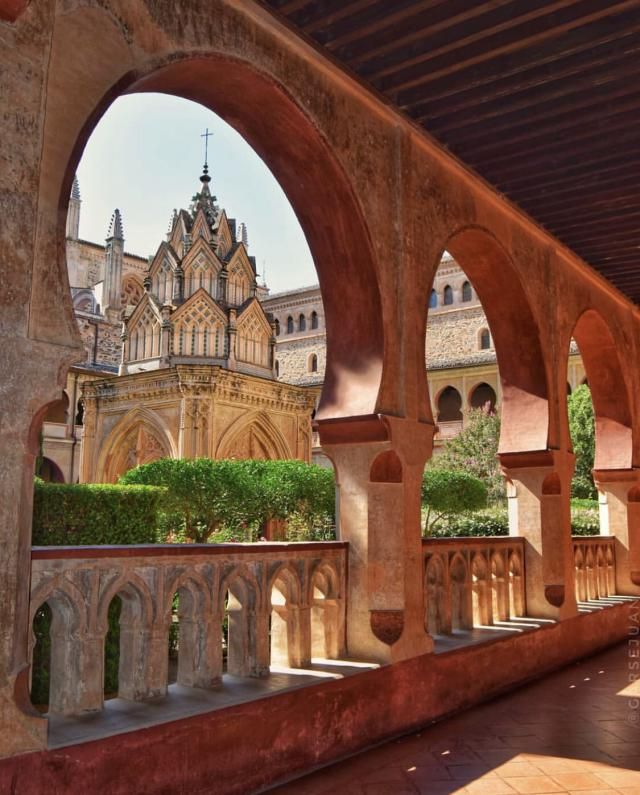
xmin=76 ymin=314 xmax=121 ymax=369
xmin=275 ymin=334 xmax=326 ymax=387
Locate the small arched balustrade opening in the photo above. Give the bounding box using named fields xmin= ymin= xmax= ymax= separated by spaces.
xmin=437 ymin=386 xmax=463 ymax=423
xmin=425 ymin=555 xmax=449 ymax=636
xmin=491 ymin=553 xmax=509 ymax=622
xmin=223 ymin=574 xmax=261 ymax=678
xmin=450 ymin=555 xmax=472 ymax=631
xmin=270 ymin=567 xmax=304 ymax=668
xmin=471 ymin=554 xmax=492 ymax=626
xmin=310 ymin=564 xmax=340 ymax=660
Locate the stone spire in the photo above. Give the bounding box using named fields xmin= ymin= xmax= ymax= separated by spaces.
xmin=237 ymin=222 xmax=248 ymax=249
xmin=66 ymin=175 xmax=81 ymax=240
xmin=190 ymin=163 xmax=219 ymax=227
xmin=104 ymin=208 xmax=124 ymax=312
xmin=107 ymin=208 xmax=124 ymax=241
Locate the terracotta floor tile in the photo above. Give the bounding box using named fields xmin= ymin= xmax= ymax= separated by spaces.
xmin=494 ymin=762 xmax=545 ymax=777
xmin=549 ymin=773 xmax=613 ymax=790
xmin=465 ymin=780 xmax=518 ymax=794
xmin=503 ymin=775 xmax=566 ymax=793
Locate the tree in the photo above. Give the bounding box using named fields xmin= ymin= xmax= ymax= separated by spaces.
xmin=568 ymin=384 xmax=596 ymax=499
xmin=119 ymin=458 xmax=254 ymax=543
xmin=433 ymin=409 xmax=504 ymax=503
xmin=421 ymin=469 xmax=488 ymax=535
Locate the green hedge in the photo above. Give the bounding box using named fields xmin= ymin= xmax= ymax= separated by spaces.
xmin=32 ymin=481 xmax=164 ymax=545
xmin=431 ymin=502 xmax=601 ymax=538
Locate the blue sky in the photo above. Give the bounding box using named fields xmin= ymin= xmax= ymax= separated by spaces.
xmin=75 ymin=93 xmax=317 ymax=293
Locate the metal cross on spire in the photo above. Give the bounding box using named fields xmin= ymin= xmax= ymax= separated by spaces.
xmin=201 ymin=127 xmax=213 ymax=166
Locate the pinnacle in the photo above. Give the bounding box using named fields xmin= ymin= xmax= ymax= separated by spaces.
xmin=107 ymin=208 xmax=124 ymax=240
xmin=71 ymin=175 xmax=81 ymax=201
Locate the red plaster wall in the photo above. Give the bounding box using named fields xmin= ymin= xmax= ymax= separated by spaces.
xmin=0 ymin=603 xmax=634 ymax=795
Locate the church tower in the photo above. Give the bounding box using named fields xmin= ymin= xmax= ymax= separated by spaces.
xmin=119 ymin=158 xmax=274 ymax=377
xmin=66 ymin=176 xmax=81 ymax=240
xmin=104 ymin=209 xmax=124 ymax=314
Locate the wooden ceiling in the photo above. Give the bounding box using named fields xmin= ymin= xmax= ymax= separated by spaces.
xmin=261 ymin=0 xmax=640 ymax=303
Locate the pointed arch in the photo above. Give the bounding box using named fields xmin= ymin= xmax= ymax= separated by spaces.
xmin=216 ymin=410 xmax=292 ymax=461
xmin=96 ymin=407 xmax=176 ymax=483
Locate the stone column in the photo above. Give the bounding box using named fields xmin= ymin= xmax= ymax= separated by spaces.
xmin=500 ymin=450 xmax=578 ymax=620
xmin=48 ymin=629 xmax=104 ymax=716
xmin=78 ymin=392 xmax=98 ymax=483
xmin=594 ymin=469 xmax=640 ymax=595
xmin=317 ymin=415 xmax=434 ymax=664
xmin=177 ymin=615 xmax=223 ymax=689
xmin=286 ymin=606 xmax=312 ymax=668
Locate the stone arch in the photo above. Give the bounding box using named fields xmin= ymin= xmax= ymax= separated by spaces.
xmin=569 ymin=309 xmax=632 ymax=470
xmin=53 ymin=52 xmax=383 ymax=421
xmin=429 ymin=227 xmax=549 ymax=453
xmin=220 ymin=567 xmax=263 ymax=678
xmin=164 ymin=571 xmax=217 ymax=689
xmin=436 ymin=385 xmax=463 ymax=423
xmin=469 ymin=382 xmax=497 ymax=413
xmin=29 ymin=578 xmax=87 ymax=715
xmin=96 ymin=407 xmax=176 ymax=483
xmin=270 ymin=564 xmax=305 ymax=667
xmin=491 ymin=552 xmax=509 ymax=621
xmin=309 ymin=562 xmax=342 ymax=660
xmin=216 ymin=410 xmax=292 ymax=461
xmin=97 ymin=572 xmax=155 ymax=634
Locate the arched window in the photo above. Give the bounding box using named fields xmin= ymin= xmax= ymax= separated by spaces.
xmin=299 ymin=314 xmax=306 ymax=332
xmin=443 ymin=285 xmax=453 ymax=305
xmin=286 ymin=316 xmax=294 ymax=334
xmin=429 ymin=289 xmax=437 ymax=308
xmin=310 ymin=354 xmax=318 ymax=373
xmin=275 ymin=319 xmax=280 ymax=336
xmin=479 ymin=328 xmax=491 ymax=350
xmin=437 ymin=386 xmax=463 ymax=422
xmin=311 ymin=311 xmax=319 ymax=330
xmin=470 ymin=382 xmax=497 ymax=414
xmin=462 ymin=281 xmax=472 ymax=302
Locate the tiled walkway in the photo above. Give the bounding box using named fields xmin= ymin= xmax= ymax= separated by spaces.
xmin=269 ymin=642 xmax=640 ymax=794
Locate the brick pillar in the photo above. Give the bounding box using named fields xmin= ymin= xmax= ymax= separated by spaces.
xmin=318 ymin=415 xmax=434 ymax=664
xmin=594 ymin=469 xmax=640 ymax=595
xmin=500 ymin=450 xmax=578 ymax=620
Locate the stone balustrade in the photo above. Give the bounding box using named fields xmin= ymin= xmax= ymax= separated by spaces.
xmin=422 ymin=537 xmax=526 ymax=634
xmin=29 ymin=542 xmax=346 ymax=716
xmin=573 ymin=536 xmax=616 ymax=602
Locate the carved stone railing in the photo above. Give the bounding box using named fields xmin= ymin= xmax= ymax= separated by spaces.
xmin=573 ymin=536 xmax=616 ymax=602
xmin=29 ymin=542 xmax=346 ymax=716
xmin=422 ymin=537 xmax=526 ymax=634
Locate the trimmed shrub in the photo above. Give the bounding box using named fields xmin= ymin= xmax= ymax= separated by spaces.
xmin=422 ymin=469 xmax=488 ymax=535
xmin=120 ymin=458 xmax=336 ymax=543
xmin=568 ymin=385 xmax=597 ymax=499
xmin=433 ymin=507 xmax=509 ymax=538
xmin=32 ymin=481 xmax=164 ymax=545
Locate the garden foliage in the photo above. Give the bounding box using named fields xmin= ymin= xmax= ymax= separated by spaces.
xmin=32 ymin=481 xmax=163 ymax=545
xmin=568 ymin=384 xmax=597 ymax=499
xmin=421 ymin=469 xmax=487 ymax=534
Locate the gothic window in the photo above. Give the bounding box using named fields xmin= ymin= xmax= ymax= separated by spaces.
xmin=479 ymin=328 xmax=491 ymax=350
xmin=154 ymin=261 xmax=173 ymax=305
xmin=311 ymin=311 xmax=319 ymax=330
xmin=128 ymin=305 xmax=161 ymax=362
xmin=172 ymin=298 xmax=224 ymax=359
xmin=309 ymin=354 xmax=318 ymax=373
xmin=237 ymin=314 xmax=269 ymax=367
xmin=286 ymin=316 xmax=294 ymax=334
xmin=443 ymin=285 xmax=453 ymax=305
xmin=299 ymin=314 xmax=306 ymax=332
xmin=275 ymin=318 xmax=281 ymax=336
xmin=429 ymin=289 xmax=437 ymax=308
xmin=462 ymin=281 xmax=472 ymax=302
xmin=121 ymin=276 xmax=144 ymax=309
